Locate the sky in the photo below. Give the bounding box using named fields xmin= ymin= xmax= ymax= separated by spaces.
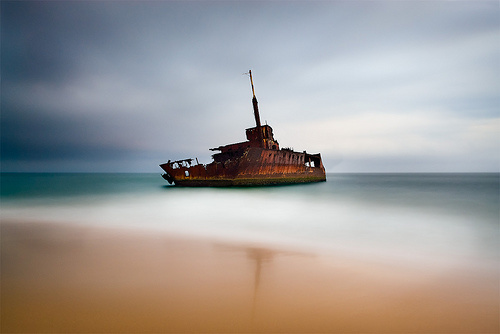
xmin=1 ymin=0 xmax=499 ymax=173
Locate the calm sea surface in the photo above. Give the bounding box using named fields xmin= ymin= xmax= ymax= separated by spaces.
xmin=2 ymin=173 xmax=499 ymax=269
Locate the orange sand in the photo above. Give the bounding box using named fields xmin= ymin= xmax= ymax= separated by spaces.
xmin=1 ymin=220 xmax=498 ymax=333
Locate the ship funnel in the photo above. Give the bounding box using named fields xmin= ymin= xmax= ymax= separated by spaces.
xmin=249 ymin=70 xmax=261 ymax=128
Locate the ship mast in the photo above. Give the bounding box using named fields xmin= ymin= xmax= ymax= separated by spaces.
xmin=249 ymin=70 xmax=262 ymax=128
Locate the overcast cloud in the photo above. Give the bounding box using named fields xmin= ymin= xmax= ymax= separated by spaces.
xmin=1 ymin=0 xmax=499 ymax=172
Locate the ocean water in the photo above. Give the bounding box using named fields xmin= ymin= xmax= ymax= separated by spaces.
xmin=2 ymin=173 xmax=499 ymax=270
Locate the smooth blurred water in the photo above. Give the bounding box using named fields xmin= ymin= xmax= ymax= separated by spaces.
xmin=2 ymin=173 xmax=499 ymax=269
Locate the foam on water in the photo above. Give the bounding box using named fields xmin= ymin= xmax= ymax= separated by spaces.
xmin=2 ymin=173 xmax=498 ymax=271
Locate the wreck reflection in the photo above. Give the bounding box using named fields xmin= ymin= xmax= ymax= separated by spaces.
xmin=215 ymin=244 xmax=312 ymax=326
xmin=246 ymin=247 xmax=274 ymax=322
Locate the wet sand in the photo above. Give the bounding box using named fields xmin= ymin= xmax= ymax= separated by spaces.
xmin=2 ymin=220 xmax=498 ymax=333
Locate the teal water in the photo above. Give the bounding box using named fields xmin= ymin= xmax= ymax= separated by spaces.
xmin=2 ymin=173 xmax=499 ymax=269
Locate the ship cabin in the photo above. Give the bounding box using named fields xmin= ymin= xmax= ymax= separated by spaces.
xmin=210 ymin=124 xmax=280 ymax=163
xmin=245 ymin=125 xmax=279 ymax=150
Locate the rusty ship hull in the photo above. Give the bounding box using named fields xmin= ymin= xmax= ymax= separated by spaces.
xmin=160 ymin=70 xmax=326 ymax=187
xmin=160 ymin=147 xmax=325 ymax=187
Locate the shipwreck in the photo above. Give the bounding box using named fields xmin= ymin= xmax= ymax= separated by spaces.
xmin=160 ymin=70 xmax=326 ymax=186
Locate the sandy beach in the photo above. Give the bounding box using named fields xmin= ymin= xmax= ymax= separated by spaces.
xmin=2 ymin=220 xmax=498 ymax=333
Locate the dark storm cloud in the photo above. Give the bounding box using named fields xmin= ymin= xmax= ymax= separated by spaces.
xmin=2 ymin=1 xmax=106 ymax=83
xmin=1 ymin=0 xmax=499 ymax=172
xmin=1 ymin=1 xmax=206 ymax=170
xmin=2 ymin=1 xmax=193 ymax=86
xmin=0 ymin=99 xmax=135 ymax=164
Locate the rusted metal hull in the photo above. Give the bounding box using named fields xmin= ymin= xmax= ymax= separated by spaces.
xmin=160 ymin=147 xmax=326 ymax=187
